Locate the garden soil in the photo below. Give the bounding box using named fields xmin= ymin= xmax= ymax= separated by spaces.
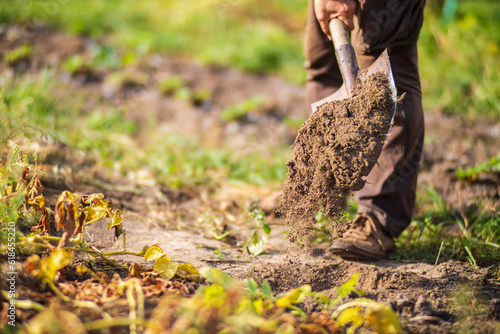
xmin=81 ymin=220 xmax=500 ymax=334
xmin=1 ymin=26 xmax=499 ymax=333
xmin=279 ymin=72 xmax=393 ymax=239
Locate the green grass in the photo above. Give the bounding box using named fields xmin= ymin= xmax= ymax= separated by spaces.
xmin=1 ymin=70 xmax=290 ymax=188
xmin=1 ymin=0 xmax=498 ymax=118
xmin=0 ymin=70 xmax=103 ymax=154
xmin=393 ymin=187 xmax=500 ymax=268
xmin=418 ymin=1 xmax=500 ymax=119
xmin=0 ymin=0 xmax=306 ymax=84
xmin=1 ymin=70 xmax=61 ymax=144
xmin=138 ymin=132 xmax=290 ymax=187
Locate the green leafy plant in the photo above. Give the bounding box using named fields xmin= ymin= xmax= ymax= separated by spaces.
xmin=63 ymin=45 xmax=137 ymax=76
xmin=212 ymin=207 xmax=272 ymax=257
xmin=191 ymin=88 xmax=212 ymax=106
xmin=245 ymin=208 xmax=271 ymax=255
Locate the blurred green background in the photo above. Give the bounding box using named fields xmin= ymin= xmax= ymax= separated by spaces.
xmin=1 ymin=0 xmax=499 ymax=119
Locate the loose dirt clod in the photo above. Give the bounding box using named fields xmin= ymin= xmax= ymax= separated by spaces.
xmin=279 ymin=72 xmax=394 ymax=239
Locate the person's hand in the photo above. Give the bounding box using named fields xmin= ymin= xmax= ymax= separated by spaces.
xmin=314 ymin=0 xmax=356 ymax=39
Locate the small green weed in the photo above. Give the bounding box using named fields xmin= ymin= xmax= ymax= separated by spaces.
xmin=221 ymin=95 xmax=266 ymax=122
xmin=62 ymin=55 xmax=91 ymax=75
xmin=62 ymin=45 xmax=136 ymax=75
xmin=89 ymin=44 xmax=130 ymax=70
xmin=209 ymin=207 xmax=271 ymax=258
xmin=158 ymin=76 xmax=185 ymax=96
xmin=105 ymin=70 xmax=147 ymax=89
xmin=245 ymin=208 xmax=272 ymax=256
xmin=158 ymin=77 xmax=210 ymax=105
xmin=455 ymin=153 xmax=500 ymax=181
xmin=4 ymin=44 xmax=33 ymax=66
xmin=298 ymin=201 xmax=357 ymax=245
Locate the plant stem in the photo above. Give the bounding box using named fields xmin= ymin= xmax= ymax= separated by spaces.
xmin=19 ymin=238 xmax=142 ymax=257
xmin=120 ymin=225 xmax=127 ymax=251
xmin=1 ymin=290 xmax=45 ymax=312
xmin=212 ymin=226 xmax=256 ymax=240
xmin=73 ymin=300 xmax=112 ymax=320
xmin=48 ymin=281 xmax=69 ymax=301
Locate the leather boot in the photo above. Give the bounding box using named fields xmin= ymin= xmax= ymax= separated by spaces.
xmin=329 ymin=213 xmax=395 ymax=261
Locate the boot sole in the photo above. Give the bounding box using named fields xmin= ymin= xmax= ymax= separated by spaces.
xmin=329 ymin=244 xmax=384 ymax=261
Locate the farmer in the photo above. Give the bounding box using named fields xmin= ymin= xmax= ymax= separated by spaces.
xmin=306 ymin=0 xmax=425 ymax=260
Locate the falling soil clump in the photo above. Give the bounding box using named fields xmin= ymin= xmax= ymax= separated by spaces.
xmin=279 ymin=71 xmax=394 ymax=239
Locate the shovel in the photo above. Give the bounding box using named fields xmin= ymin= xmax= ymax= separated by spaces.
xmin=311 ymin=18 xmax=397 ymax=120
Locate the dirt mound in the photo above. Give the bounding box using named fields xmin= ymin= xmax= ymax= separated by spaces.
xmin=279 ymin=72 xmax=394 ymax=238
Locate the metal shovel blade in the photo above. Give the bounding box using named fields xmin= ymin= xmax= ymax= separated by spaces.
xmin=311 ymin=50 xmax=397 ymax=116
xmin=310 ymin=19 xmax=397 ymax=125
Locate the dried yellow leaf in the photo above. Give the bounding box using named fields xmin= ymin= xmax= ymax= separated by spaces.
xmin=107 ymin=209 xmax=123 ymax=229
xmin=129 ymin=263 xmax=146 ymax=278
xmin=155 ymin=259 xmax=179 ymax=280
xmin=276 ymin=285 xmax=311 ymax=308
xmin=178 ymin=263 xmax=200 ymax=275
xmin=144 ymin=246 xmax=166 ymax=261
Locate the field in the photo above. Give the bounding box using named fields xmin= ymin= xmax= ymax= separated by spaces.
xmin=1 ymin=0 xmax=499 ymax=333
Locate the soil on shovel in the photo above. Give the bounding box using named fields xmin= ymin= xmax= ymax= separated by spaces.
xmin=279 ymin=72 xmax=394 ymax=239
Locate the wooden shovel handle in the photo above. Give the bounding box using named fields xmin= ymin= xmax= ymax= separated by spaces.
xmin=329 ymin=18 xmax=359 ymax=95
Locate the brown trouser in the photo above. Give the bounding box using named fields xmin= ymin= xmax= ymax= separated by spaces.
xmin=304 ymin=0 xmax=425 ymax=238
